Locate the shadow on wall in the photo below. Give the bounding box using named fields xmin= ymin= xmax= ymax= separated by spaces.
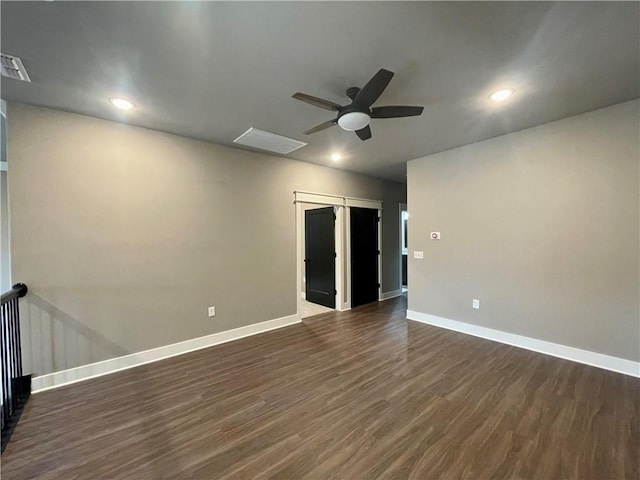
xmin=21 ymin=292 xmax=130 ymax=376
xmin=20 ymin=292 xmax=184 ymax=476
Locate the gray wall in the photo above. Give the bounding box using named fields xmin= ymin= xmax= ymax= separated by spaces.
xmin=408 ymin=99 xmax=639 ymax=362
xmin=8 ymin=103 xmax=406 ymax=375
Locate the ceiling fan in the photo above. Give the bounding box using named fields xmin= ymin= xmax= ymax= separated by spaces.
xmin=292 ymin=68 xmax=424 ymax=141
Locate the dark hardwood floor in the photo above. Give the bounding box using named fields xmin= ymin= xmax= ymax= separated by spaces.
xmin=2 ymin=295 xmax=639 ymax=479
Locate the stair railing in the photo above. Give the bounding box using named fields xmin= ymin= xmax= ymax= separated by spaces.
xmin=1 ymin=282 xmax=30 ymax=453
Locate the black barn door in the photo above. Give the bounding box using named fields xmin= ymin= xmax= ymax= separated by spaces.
xmin=351 ymin=207 xmax=379 ymax=307
xmin=305 ymin=207 xmax=336 ymax=308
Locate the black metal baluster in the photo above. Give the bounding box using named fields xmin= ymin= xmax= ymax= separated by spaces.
xmin=11 ymin=299 xmax=18 ymax=411
xmin=2 ymin=303 xmax=10 ymax=420
xmin=15 ymin=301 xmax=23 ymax=380
xmin=12 ymin=299 xmax=19 ymax=402
xmin=8 ymin=300 xmax=15 ymax=416
xmin=9 ymin=300 xmax=15 ymax=418
xmin=1 ymin=303 xmax=7 ymax=430
xmin=15 ymin=300 xmax=23 ymax=404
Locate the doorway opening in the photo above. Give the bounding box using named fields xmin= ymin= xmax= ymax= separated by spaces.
xmin=400 ymin=203 xmax=408 ymax=294
xmin=350 ymin=207 xmax=379 ymax=308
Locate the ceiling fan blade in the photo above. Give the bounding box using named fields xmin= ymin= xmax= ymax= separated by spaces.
xmin=371 ymin=106 xmax=424 ymax=118
xmin=304 ymin=119 xmax=337 ymax=135
xmin=355 ymin=125 xmax=372 ymax=141
xmin=354 ymin=69 xmax=394 ymax=107
xmin=292 ymin=92 xmax=342 ymax=111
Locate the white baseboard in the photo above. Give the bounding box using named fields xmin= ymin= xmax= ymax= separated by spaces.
xmin=381 ymin=289 xmax=403 ymax=301
xmin=32 ymin=313 xmax=301 ymax=393
xmin=406 ymin=310 xmax=640 ymax=378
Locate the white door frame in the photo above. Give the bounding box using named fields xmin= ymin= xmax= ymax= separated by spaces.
xmin=295 ymin=191 xmax=382 ymax=318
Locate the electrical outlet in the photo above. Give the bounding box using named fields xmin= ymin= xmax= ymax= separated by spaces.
xmin=472 ymin=299 xmax=480 ymax=309
xmin=208 ymin=306 xmax=216 ymax=317
xmin=413 ymin=251 xmax=424 ymax=259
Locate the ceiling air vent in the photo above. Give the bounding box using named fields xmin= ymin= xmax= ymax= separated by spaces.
xmin=233 ymin=127 xmax=307 ymax=155
xmin=1 ymin=53 xmax=31 ymax=82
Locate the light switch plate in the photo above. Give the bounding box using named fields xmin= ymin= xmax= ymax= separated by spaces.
xmin=413 ymin=251 xmax=424 ymax=259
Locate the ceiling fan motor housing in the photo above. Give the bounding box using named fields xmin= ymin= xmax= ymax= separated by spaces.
xmin=346 ymin=86 xmax=361 ymax=100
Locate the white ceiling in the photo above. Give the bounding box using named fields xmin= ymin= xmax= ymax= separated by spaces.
xmin=1 ymin=2 xmax=638 ymax=183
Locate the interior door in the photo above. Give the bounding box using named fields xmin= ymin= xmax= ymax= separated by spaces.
xmin=350 ymin=207 xmax=379 ymax=307
xmin=305 ymin=207 xmax=336 ymax=308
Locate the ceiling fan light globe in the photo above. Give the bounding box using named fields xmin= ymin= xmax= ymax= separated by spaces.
xmin=337 ymin=112 xmax=371 ymax=131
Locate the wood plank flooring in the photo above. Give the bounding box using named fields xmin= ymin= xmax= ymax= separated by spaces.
xmin=2 ymin=296 xmax=639 ymax=479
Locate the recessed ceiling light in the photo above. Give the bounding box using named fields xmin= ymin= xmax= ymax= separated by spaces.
xmin=331 ymin=153 xmax=342 ymax=161
xmin=489 ymin=89 xmax=514 ymax=102
xmin=109 ymin=98 xmax=134 ymax=110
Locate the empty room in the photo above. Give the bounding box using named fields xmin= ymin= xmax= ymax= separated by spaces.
xmin=0 ymin=2 xmax=638 ymax=479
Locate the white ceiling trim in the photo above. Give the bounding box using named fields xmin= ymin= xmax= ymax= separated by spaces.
xmin=345 ymin=197 xmax=382 ymax=210
xmin=294 ymin=190 xmax=382 ymax=210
